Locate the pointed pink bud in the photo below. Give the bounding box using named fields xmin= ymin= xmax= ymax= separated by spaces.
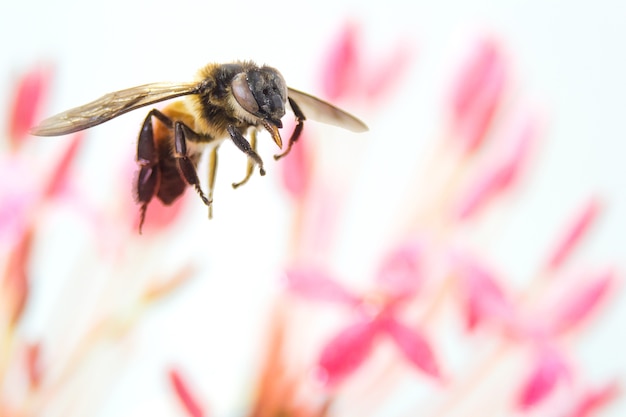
xmin=283 ymin=267 xmax=361 ymax=306
xmin=8 ymin=65 xmax=52 ymax=148
xmin=381 ymin=316 xmax=441 ymax=379
xmin=517 ymin=347 xmax=569 ymax=410
xmin=450 ymin=38 xmax=507 ymax=153
xmin=279 ymin=128 xmax=312 ymax=199
xmin=317 ymin=319 xmax=379 ymax=386
xmin=547 ymin=198 xmax=602 ymax=272
xmin=549 ymin=270 xmax=615 ymax=335
xmin=456 ymin=115 xmax=535 ymax=220
xmin=451 ymin=252 xmax=516 ymax=330
xmin=565 ymin=380 xmax=620 ymax=417
xmin=376 ymin=240 xmax=422 ymax=301
xmin=24 ymin=342 xmax=43 ymax=388
xmin=43 ymin=132 xmax=83 ymax=199
xmin=168 ymin=368 xmax=206 ymax=417
xmin=320 ymin=21 xmax=361 ymax=100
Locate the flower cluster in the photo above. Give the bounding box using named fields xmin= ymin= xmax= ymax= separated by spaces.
xmin=0 ymin=20 xmax=620 ymax=417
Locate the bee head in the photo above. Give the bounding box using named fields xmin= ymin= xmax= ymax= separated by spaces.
xmin=231 ymin=66 xmax=287 ymax=147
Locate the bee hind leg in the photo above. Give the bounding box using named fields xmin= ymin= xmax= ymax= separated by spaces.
xmin=135 ymin=110 xmax=163 ymax=233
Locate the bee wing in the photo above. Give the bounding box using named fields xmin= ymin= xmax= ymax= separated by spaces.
xmin=31 ymin=81 xmax=200 ymax=136
xmin=287 ymin=88 xmax=368 ymax=133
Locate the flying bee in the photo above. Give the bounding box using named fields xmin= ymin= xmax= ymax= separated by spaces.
xmin=31 ymin=61 xmax=368 ymax=232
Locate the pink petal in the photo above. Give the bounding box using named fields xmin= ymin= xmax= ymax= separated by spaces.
xmin=0 ymin=158 xmax=39 ymax=246
xmin=451 ymin=252 xmax=516 ymax=331
xmin=381 ymin=316 xmax=441 ymax=379
xmin=546 ymin=198 xmax=602 ymax=272
xmin=565 ymin=380 xmax=620 ymax=417
xmin=279 ymin=126 xmax=312 ymax=199
xmin=42 ymin=133 xmax=84 ymax=199
xmin=3 ymin=229 xmax=33 ymax=327
xmin=8 ymin=64 xmax=53 ymax=147
xmin=24 ymin=342 xmax=43 ymax=388
xmin=517 ymin=347 xmax=569 ymax=410
xmin=320 ymin=21 xmax=361 ymax=100
xmin=549 ymin=270 xmax=615 ymax=335
xmin=283 ymin=267 xmax=360 ymax=306
xmin=376 ymin=240 xmax=422 ymax=301
xmin=317 ymin=319 xmax=379 ymax=386
xmin=168 ymin=367 xmax=206 ymax=417
xmin=365 ymin=41 xmax=413 ymax=101
xmin=456 ymin=114 xmax=536 ymax=220
xmin=450 ymin=38 xmax=507 ymax=153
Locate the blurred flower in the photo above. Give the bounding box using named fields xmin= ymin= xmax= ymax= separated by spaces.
xmin=0 ymin=65 xmax=197 ymax=417
xmin=285 ymin=240 xmax=441 ymax=386
xmin=449 ymin=37 xmax=508 ymax=154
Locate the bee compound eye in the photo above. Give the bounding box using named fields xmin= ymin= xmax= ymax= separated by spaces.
xmin=231 ymin=73 xmax=259 ymax=115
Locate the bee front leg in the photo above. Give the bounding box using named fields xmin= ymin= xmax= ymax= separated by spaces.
xmin=232 ymin=129 xmax=257 ymax=189
xmin=173 ymin=121 xmax=211 ymax=206
xmin=136 ymin=110 xmax=162 ymax=234
xmin=274 ymin=97 xmax=305 ymax=161
xmin=227 ymin=125 xmax=266 ymax=182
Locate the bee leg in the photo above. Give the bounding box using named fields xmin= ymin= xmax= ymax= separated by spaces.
xmin=227 ymin=125 xmax=266 ymax=177
xmin=274 ymin=97 xmax=305 ymax=160
xmin=206 ymin=146 xmax=219 ymax=219
xmin=173 ymin=121 xmax=211 ymax=207
xmin=232 ymin=129 xmax=257 ymax=189
xmin=135 ymin=110 xmax=162 ymax=234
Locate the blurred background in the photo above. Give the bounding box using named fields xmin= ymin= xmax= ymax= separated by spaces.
xmin=2 ymin=0 xmax=625 ymax=416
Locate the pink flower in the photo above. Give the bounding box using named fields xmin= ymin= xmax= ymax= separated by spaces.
xmin=456 ymin=113 xmax=536 ymax=220
xmin=451 ymin=252 xmax=517 ymax=331
xmin=7 ymin=65 xmax=52 ymax=148
xmin=279 ymin=126 xmax=313 ymax=200
xmin=517 ymin=345 xmax=570 ymax=410
xmin=450 ymin=38 xmax=508 ymax=153
xmin=285 ymin=240 xmax=441 ymax=386
xmin=319 ymin=20 xmax=412 ymax=103
xmin=563 ymin=380 xmax=620 ymax=417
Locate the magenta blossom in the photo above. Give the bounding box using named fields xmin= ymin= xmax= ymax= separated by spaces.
xmin=452 ymin=251 xmax=616 ymax=410
xmin=284 ymin=240 xmax=441 ymax=387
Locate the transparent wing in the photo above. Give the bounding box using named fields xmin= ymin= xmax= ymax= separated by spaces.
xmin=287 ymin=88 xmax=368 ymax=133
xmin=31 ymin=81 xmax=200 ymax=136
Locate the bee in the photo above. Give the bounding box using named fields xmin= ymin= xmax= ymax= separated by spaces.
xmin=31 ymin=61 xmax=368 ymax=232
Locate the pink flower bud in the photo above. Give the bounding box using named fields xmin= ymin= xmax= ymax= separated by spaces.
xmin=450 ymin=38 xmax=507 ymax=153
xmin=517 ymin=346 xmax=569 ymax=410
xmin=547 ymin=198 xmax=602 ymax=272
xmin=8 ymin=65 xmax=52 ymax=148
xmin=320 ymin=21 xmax=361 ymax=100
xmin=456 ymin=115 xmax=535 ymax=220
xmin=549 ymin=270 xmax=615 ymax=335
xmin=168 ymin=368 xmax=206 ymax=417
